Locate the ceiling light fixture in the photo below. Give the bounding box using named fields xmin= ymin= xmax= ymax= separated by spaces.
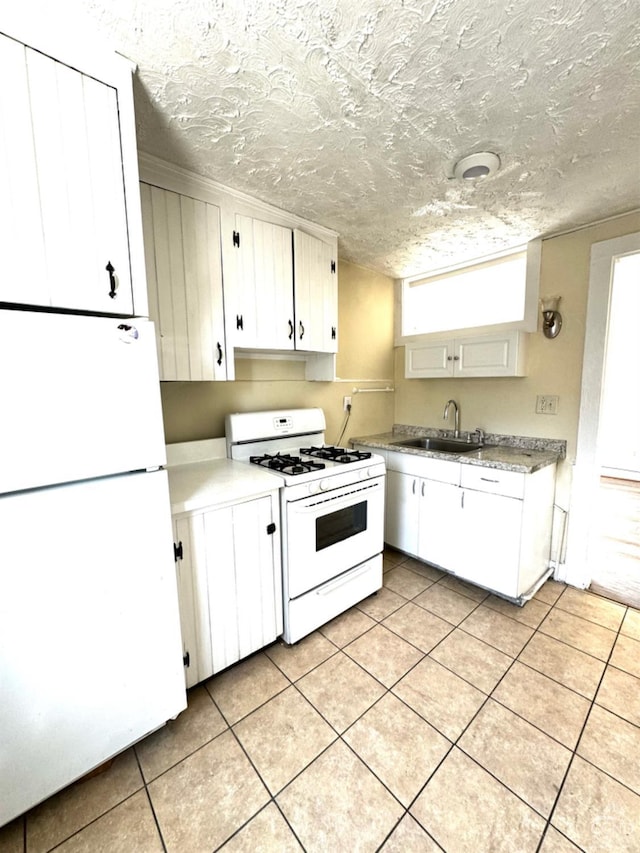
xmin=453 ymin=152 xmax=501 ymax=180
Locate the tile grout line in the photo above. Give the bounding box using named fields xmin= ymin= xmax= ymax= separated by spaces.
xmin=32 ymin=567 xmax=639 ymax=852
xmin=212 ymin=581 xmax=637 ymax=850
xmin=534 ymin=599 xmax=630 ymax=852
xmin=396 ymin=588 xmax=614 ymax=848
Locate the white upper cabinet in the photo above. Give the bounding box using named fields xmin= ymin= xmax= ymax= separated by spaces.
xmin=405 ymin=331 xmax=528 ymax=378
xmin=232 ymin=214 xmax=295 ymax=350
xmin=136 ymin=153 xmax=339 ymax=374
xmin=0 ymin=32 xmax=133 ymax=314
xmin=231 ymin=215 xmax=338 ymax=354
xmin=293 ymin=229 xmax=338 ymax=353
xmin=141 ymin=183 xmax=228 ymax=381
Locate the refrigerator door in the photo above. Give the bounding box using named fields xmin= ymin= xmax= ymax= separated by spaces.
xmin=0 ymin=469 xmax=186 ymax=825
xmin=0 ymin=310 xmax=166 ymax=494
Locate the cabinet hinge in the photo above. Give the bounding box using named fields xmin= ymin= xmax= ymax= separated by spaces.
xmin=174 ymin=541 xmax=183 ymax=561
xmin=330 ymin=260 xmax=336 ymax=273
xmin=233 ymin=230 xmax=240 ymax=248
xmin=236 ymin=314 xmax=244 ymax=330
xmin=266 ymin=522 xmax=277 ymax=535
xmin=183 ymin=651 xmax=190 ymax=667
xmin=331 ymin=326 xmax=336 ymax=340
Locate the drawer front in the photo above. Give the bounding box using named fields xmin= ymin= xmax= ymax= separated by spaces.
xmin=386 ymin=450 xmax=460 ymax=484
xmin=460 ymin=465 xmax=525 ymax=498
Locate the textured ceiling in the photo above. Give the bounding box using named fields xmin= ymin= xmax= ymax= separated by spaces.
xmin=37 ymin=1 xmax=640 ymax=276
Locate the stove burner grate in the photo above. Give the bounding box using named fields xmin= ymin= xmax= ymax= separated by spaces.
xmin=300 ymin=445 xmax=373 ymax=464
xmin=249 ymin=452 xmax=326 ymax=476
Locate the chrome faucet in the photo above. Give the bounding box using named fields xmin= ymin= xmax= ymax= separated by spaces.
xmin=443 ymin=399 xmax=459 ymax=438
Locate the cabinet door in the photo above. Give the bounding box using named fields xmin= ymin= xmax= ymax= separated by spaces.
xmin=174 ymin=495 xmax=282 ymax=683
xmin=293 ymin=230 xmax=338 ymax=353
xmin=228 ymin=496 xmax=283 ymax=660
xmin=0 ymin=34 xmax=132 ymax=313
xmin=405 ymin=340 xmax=454 ymax=378
xmin=141 ymin=184 xmax=228 ymax=380
xmin=455 ymin=332 xmax=527 ymax=377
xmin=173 ymin=518 xmax=203 ymax=689
xmin=417 ymin=479 xmax=462 ymax=569
xmin=233 ymin=214 xmax=294 ymax=350
xmin=385 ymin=470 xmax=419 ymax=554
xmin=457 ymin=489 xmax=523 ymax=596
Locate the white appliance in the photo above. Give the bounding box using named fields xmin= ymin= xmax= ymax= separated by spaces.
xmin=226 ymin=408 xmax=385 ymax=643
xmin=0 ymin=309 xmax=186 ymax=827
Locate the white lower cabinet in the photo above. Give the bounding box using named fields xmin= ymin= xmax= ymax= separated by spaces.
xmin=384 ymin=450 xmax=556 ymax=599
xmin=173 ymin=493 xmax=282 ymax=688
xmin=384 ymin=454 xmax=460 ymax=564
xmin=385 ymin=470 xmax=419 ymax=555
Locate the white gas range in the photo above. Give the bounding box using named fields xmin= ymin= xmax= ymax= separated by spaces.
xmin=226 ymin=408 xmax=385 ymax=643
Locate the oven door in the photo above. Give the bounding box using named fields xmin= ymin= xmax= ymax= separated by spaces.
xmin=285 ymin=475 xmax=385 ymax=598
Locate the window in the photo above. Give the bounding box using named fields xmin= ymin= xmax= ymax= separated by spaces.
xmin=400 ymin=242 xmax=540 ymax=338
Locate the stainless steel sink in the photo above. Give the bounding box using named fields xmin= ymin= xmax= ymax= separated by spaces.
xmin=392 ymin=437 xmax=481 ymax=454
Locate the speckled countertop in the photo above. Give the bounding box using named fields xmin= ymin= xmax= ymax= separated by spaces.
xmin=351 ymin=426 xmax=565 ymax=474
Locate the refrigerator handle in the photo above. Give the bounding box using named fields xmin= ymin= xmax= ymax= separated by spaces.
xmin=117 ymin=323 xmax=139 ymax=343
xmin=106 ymin=261 xmax=118 ymax=299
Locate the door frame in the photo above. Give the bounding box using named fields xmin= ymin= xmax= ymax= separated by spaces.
xmin=563 ymin=231 xmax=640 ymax=587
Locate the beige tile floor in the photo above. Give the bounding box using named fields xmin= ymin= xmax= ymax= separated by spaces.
xmin=3 ymin=549 xmax=640 ymax=852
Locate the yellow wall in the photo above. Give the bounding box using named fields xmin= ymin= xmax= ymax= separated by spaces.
xmin=160 ymin=259 xmax=396 ymax=445
xmin=394 ymin=211 xmax=640 ymax=505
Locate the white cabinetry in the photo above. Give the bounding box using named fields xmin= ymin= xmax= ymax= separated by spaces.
xmin=0 ymin=31 xmax=138 ymax=314
xmin=405 ymin=331 xmax=527 ymax=378
xmin=232 ymin=214 xmax=294 ymax=350
xmin=137 ymin=155 xmax=339 ymax=378
xmin=384 ymin=452 xmax=460 ymax=564
xmin=384 ymin=449 xmax=555 ymax=600
xmin=385 ymin=470 xmax=419 ymax=555
xmin=140 ymin=183 xmax=228 ymax=380
xmin=231 ymin=215 xmax=338 ymax=355
xmin=457 ymin=464 xmax=556 ymax=598
xmin=173 ymin=492 xmax=282 ymax=688
xmin=293 ymin=229 xmax=338 ymax=353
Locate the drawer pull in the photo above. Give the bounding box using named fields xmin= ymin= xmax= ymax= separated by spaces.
xmin=480 ymin=477 xmax=499 ymax=483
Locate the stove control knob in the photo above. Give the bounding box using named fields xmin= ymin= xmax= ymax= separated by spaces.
xmin=365 ymin=467 xmax=377 ymax=479
xmin=318 ymin=479 xmax=330 ymax=491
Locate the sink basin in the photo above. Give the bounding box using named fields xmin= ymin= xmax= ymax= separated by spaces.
xmin=392 ymin=437 xmax=481 ymax=454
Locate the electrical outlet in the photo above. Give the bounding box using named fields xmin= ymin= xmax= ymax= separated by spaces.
xmin=343 ymin=395 xmax=352 ymax=412
xmin=536 ymin=395 xmax=559 ymax=414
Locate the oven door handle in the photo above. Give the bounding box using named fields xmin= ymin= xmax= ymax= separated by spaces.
xmin=289 ymin=481 xmax=384 ymax=513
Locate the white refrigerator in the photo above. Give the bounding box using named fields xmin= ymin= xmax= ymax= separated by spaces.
xmin=0 ymin=309 xmax=186 ymax=826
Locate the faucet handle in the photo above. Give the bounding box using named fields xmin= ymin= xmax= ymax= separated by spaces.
xmin=473 ymin=427 xmax=485 ymax=445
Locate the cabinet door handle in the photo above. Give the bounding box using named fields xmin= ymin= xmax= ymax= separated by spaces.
xmin=288 ymin=319 xmax=294 ymax=340
xmin=461 ymin=492 xmax=465 ymax=509
xmin=106 ymin=261 xmax=118 ymax=299
xmin=447 ymin=355 xmax=453 ymax=361
xmin=299 ymin=321 xmax=305 ymax=340
xmin=421 ymin=482 xmax=425 ymax=497
xmin=412 ymin=479 xmax=416 ymax=495
xmin=216 ymin=342 xmax=223 ymax=366
xmin=453 ymin=355 xmax=460 ymax=361
xmin=480 ymin=477 xmax=499 ymax=483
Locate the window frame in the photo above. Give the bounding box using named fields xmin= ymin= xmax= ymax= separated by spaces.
xmin=395 ymin=239 xmax=541 ymax=345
